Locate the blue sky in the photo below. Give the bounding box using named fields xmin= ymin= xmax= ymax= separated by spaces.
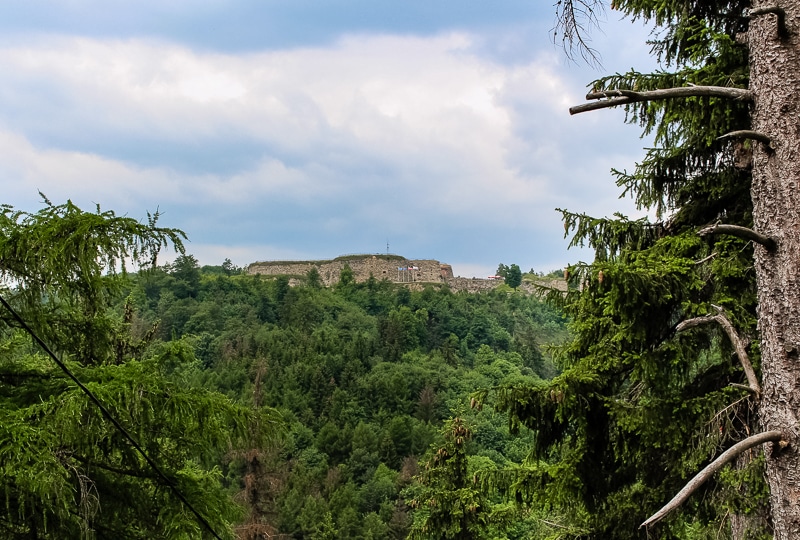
xmin=0 ymin=1 xmax=659 ymax=277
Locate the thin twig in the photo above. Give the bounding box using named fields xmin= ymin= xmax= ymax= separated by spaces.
xmin=694 ymin=252 xmax=718 ymax=265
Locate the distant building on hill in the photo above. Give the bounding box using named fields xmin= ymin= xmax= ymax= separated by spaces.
xmin=246 ymin=254 xmax=567 ymax=294
xmin=247 ymin=254 xmax=451 ymax=287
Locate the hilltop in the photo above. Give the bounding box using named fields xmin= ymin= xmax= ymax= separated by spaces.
xmin=247 ymin=254 xmax=567 ymax=293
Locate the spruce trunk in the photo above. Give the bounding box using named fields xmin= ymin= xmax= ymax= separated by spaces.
xmin=750 ymin=3 xmax=800 ymax=537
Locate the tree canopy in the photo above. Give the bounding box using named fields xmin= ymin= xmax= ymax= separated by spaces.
xmin=496 ymin=264 xmax=522 ymax=290
xmin=0 ymin=199 xmax=271 ymax=539
xmin=119 ymin=252 xmax=569 ymax=538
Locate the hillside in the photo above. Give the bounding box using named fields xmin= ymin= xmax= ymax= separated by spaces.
xmin=123 ymin=255 xmax=570 ymax=538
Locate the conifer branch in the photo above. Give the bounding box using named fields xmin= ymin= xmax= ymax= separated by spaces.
xmin=748 ymin=6 xmax=788 ymax=38
xmin=697 ymin=223 xmax=777 ymax=251
xmin=640 ymin=430 xmax=785 ymax=528
xmin=569 ymin=86 xmax=752 ymax=115
xmin=718 ymin=130 xmax=775 ymax=150
xmin=71 ymin=454 xmax=157 ymax=479
xmin=676 ymin=305 xmax=761 ymax=395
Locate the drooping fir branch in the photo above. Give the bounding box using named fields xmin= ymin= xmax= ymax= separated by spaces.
xmin=558 ymin=209 xmax=663 ymax=257
xmin=676 ymin=304 xmax=761 ymax=395
xmin=748 ymin=6 xmax=788 ymax=38
xmin=0 ymin=293 xmax=225 ymax=540
xmin=569 ymin=86 xmax=752 ymax=115
xmin=640 ymin=430 xmax=785 ymax=528
xmin=697 ymin=223 xmax=776 ymax=251
xmin=718 ymin=130 xmax=775 ymax=150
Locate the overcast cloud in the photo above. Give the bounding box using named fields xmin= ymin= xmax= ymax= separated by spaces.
xmin=0 ymin=2 xmax=659 ymax=277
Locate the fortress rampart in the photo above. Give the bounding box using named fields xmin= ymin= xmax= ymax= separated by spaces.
xmin=247 ymin=255 xmax=452 ymax=287
xmin=246 ymin=254 xmax=566 ymax=294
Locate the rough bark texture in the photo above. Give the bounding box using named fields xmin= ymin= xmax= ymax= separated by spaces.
xmin=749 ymin=2 xmax=800 ymax=538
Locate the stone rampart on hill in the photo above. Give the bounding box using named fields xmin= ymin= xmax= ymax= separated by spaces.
xmin=246 ymin=254 xmax=566 ymax=294
xmin=247 ymin=255 xmax=453 ymax=287
xmin=247 ymin=255 xmax=567 ymax=294
xmin=445 ymin=277 xmax=568 ymax=294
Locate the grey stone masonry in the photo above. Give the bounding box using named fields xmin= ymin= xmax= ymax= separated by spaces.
xmin=246 ymin=254 xmax=566 ymax=294
xmin=247 ymin=255 xmax=452 ymax=287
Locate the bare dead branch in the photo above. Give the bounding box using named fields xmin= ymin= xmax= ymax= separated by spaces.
xmin=718 ymin=130 xmax=775 ymax=150
xmin=676 ymin=313 xmax=718 ymax=332
xmin=710 ymin=305 xmax=761 ymax=395
xmin=694 ymin=252 xmax=718 ymax=265
xmin=641 ymin=430 xmax=785 ymax=528
xmin=730 ymin=382 xmax=758 ymax=393
xmin=697 ymin=223 xmax=777 ymax=251
xmin=570 ymin=86 xmax=752 ymax=115
xmin=676 ymin=305 xmax=761 ymax=395
xmin=748 ymin=6 xmax=788 ymax=38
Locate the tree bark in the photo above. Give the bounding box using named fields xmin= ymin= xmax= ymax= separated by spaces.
xmin=749 ymin=2 xmax=800 ymax=538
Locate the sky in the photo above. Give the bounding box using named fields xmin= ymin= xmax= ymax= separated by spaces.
xmin=0 ymin=1 xmax=660 ymax=278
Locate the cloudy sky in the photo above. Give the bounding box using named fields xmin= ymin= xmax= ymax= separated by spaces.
xmin=0 ymin=1 xmax=660 ymax=277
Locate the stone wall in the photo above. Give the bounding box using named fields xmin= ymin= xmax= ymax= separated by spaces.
xmin=446 ymin=277 xmax=568 ymax=295
xmin=247 ymin=255 xmax=453 ymax=287
xmin=247 ymin=254 xmax=566 ymax=295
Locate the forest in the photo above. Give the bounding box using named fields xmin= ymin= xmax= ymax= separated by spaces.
xmin=6 ymin=0 xmax=800 ymax=535
xmin=0 ymin=200 xmax=573 ymax=539
xmin=126 ymin=254 xmax=571 ymax=539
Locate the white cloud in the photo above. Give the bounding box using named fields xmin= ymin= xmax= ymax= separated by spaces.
xmin=0 ymin=29 xmax=653 ymax=268
xmin=0 ymin=129 xmax=180 ymax=204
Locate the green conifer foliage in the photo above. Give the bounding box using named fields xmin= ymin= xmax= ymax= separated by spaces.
xmin=0 ymin=199 xmax=270 ymax=539
xmin=493 ymin=2 xmax=771 ymax=537
xmin=407 ymin=417 xmax=489 ymax=540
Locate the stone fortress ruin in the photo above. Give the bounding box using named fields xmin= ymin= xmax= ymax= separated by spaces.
xmin=247 ymin=254 xmax=567 ymax=294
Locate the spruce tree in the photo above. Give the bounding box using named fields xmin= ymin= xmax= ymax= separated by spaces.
xmin=406 ymin=417 xmax=490 ymax=540
xmin=0 ymin=198 xmax=269 ymax=539
xmin=493 ymin=0 xmax=800 ymax=538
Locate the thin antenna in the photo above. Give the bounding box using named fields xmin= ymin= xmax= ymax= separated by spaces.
xmin=387 ymin=240 xmax=389 ymax=255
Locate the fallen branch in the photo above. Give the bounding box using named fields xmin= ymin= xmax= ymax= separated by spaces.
xmin=641 ymin=430 xmax=785 ymax=528
xmin=749 ymin=6 xmax=788 ymax=38
xmin=717 ymin=130 xmax=774 ymax=150
xmin=676 ymin=305 xmax=761 ymax=395
xmin=570 ymin=86 xmax=752 ymax=115
xmin=697 ymin=223 xmax=777 ymax=251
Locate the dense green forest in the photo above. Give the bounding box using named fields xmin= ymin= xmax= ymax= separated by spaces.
xmin=0 ymin=198 xmax=576 ymax=539
xmin=120 ymin=255 xmax=569 ymax=538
